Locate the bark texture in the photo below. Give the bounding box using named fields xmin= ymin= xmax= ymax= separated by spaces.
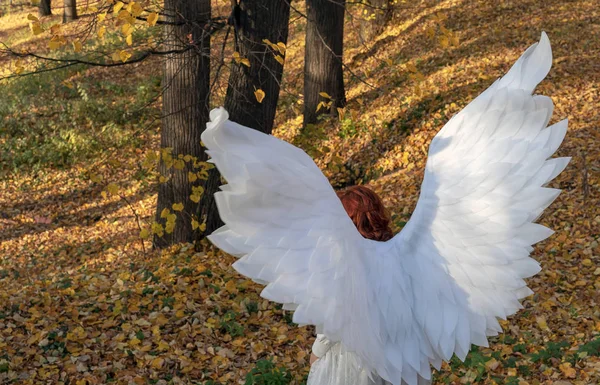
xmin=153 ymin=0 xmax=211 ymax=248
xmin=39 ymin=0 xmax=51 ymax=16
xmin=62 ymin=0 xmax=78 ymax=22
xmin=303 ymin=0 xmax=346 ymax=127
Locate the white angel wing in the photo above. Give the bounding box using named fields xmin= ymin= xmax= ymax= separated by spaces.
xmin=377 ymin=31 xmax=570 ymax=381
xmin=202 ymin=32 xmax=569 ymax=385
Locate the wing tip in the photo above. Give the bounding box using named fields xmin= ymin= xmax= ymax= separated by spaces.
xmin=201 ymin=107 xmax=230 ymax=145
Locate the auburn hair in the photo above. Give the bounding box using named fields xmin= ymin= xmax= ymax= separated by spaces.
xmin=336 ymin=185 xmax=393 ymax=242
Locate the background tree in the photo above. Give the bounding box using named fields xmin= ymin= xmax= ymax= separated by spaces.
xmin=200 ymin=0 xmax=292 ymax=235
xmin=303 ymin=0 xmax=346 ymax=127
xmin=38 ymin=0 xmax=50 ymax=16
xmin=62 ymin=0 xmax=77 ymax=22
xmin=153 ymin=0 xmax=211 ymax=248
xmin=359 ymin=0 xmax=392 ymax=42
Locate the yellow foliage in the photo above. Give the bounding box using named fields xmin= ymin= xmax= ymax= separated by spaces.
xmin=106 ymin=183 xmax=119 ymax=195
xmin=254 ymin=89 xmax=265 ymax=103
xmin=113 ymin=1 xmax=124 ymax=14
xmin=29 ymin=22 xmax=43 ymax=36
xmin=172 ymin=203 xmax=184 ymax=212
xmin=72 ymin=39 xmax=83 ymax=52
xmin=147 ymin=12 xmax=159 ymax=27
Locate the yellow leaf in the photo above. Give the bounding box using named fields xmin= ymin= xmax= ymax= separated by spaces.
xmin=72 ymin=39 xmax=83 ymax=52
xmin=262 ymin=38 xmax=277 ymax=51
xmin=173 ymin=159 xmax=185 ymax=170
xmin=48 ymin=37 xmax=63 ymax=50
xmin=88 ymin=5 xmax=98 ymax=12
xmin=192 ymin=185 xmax=204 ymax=195
xmin=90 ymin=173 xmax=103 ymax=183
xmin=190 ymin=194 xmax=201 ymax=203
xmin=316 ymin=101 xmax=324 ymax=112
xmin=112 ymin=51 xmax=121 ymax=62
xmin=152 ymin=222 xmax=164 ymax=236
xmin=151 ymin=357 xmax=165 ymax=369
xmin=97 ymin=11 xmax=107 ymax=22
xmin=159 ymin=175 xmax=169 ymax=183
xmin=406 ymin=62 xmax=418 ymax=73
xmin=147 ymin=12 xmax=159 ymax=26
xmin=172 ymin=203 xmax=184 ymax=212
xmin=27 ymin=14 xmax=39 ymax=21
xmin=188 ymin=172 xmax=197 ymax=182
xmin=118 ymin=9 xmax=132 ymax=22
xmin=29 ymin=22 xmax=43 ymax=35
xmin=126 ymin=34 xmax=133 ymax=46
xmin=536 ymin=315 xmax=549 ymax=331
xmin=160 ymin=208 xmax=170 ymax=218
xmin=191 ymin=219 xmax=199 ymax=230
xmin=274 ymin=55 xmax=284 ymax=65
xmin=254 ymin=89 xmax=265 ymax=103
xmin=240 ymin=58 xmax=250 ymax=67
xmin=439 ymin=35 xmax=450 ymax=48
xmin=98 ymin=26 xmax=106 ymax=39
xmin=139 ymin=228 xmax=150 ymax=239
xmin=425 ymin=26 xmax=435 ymax=39
xmin=119 ymin=50 xmax=132 ymax=63
xmin=559 ymin=362 xmax=577 ymax=378
xmin=121 ymin=23 xmax=134 ymax=36
xmin=130 ymin=2 xmax=143 ymax=17
xmin=199 ymin=223 xmax=206 ymax=232
xmin=165 ymin=221 xmax=175 ymax=234
xmin=451 ymin=35 xmax=459 ymax=47
xmin=166 ymin=213 xmax=176 ymax=223
xmin=106 ymin=183 xmax=119 ymax=195
xmin=276 ymin=42 xmax=286 ymax=55
xmin=113 ymin=1 xmax=124 ymax=14
xmin=319 ymin=91 xmax=331 ymax=99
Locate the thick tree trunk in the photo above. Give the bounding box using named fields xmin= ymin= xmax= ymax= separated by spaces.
xmin=62 ymin=0 xmax=78 ymax=22
xmin=359 ymin=0 xmax=391 ymax=42
xmin=303 ymin=0 xmax=346 ymax=127
xmin=224 ymin=0 xmax=290 ymax=134
xmin=39 ymin=0 xmax=51 ymax=16
xmin=198 ymin=0 xmax=291 ymax=236
xmin=153 ymin=0 xmax=211 ymax=248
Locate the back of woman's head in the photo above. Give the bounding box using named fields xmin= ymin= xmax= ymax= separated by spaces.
xmin=336 ymin=185 xmax=393 ymax=242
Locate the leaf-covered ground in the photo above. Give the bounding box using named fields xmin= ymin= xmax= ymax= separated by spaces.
xmin=1 ymin=0 xmax=599 ymax=384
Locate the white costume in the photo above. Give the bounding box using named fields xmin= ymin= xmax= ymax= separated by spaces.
xmin=202 ymin=32 xmax=569 ymax=385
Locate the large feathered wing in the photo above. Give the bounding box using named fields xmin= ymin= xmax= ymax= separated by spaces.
xmin=202 ymin=31 xmax=569 ymax=385
xmin=381 ymin=31 xmax=570 ymax=380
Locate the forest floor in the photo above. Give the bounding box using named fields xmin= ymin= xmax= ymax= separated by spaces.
xmin=0 ymin=0 xmax=599 ymax=384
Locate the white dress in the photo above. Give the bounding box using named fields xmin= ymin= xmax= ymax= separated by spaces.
xmin=308 ymin=334 xmax=390 ymax=385
xmin=308 ymin=335 xmax=432 ymax=385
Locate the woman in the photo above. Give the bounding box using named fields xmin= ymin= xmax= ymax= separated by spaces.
xmin=307 ymin=185 xmax=395 ymax=385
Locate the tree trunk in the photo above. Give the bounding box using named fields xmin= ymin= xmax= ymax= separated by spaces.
xmin=359 ymin=0 xmax=391 ymax=42
xmin=198 ymin=0 xmax=291 ymax=236
xmin=62 ymin=0 xmax=78 ymax=22
xmin=153 ymin=0 xmax=211 ymax=248
xmin=224 ymin=0 xmax=291 ymax=134
xmin=39 ymin=0 xmax=51 ymax=16
xmin=303 ymin=0 xmax=346 ymax=127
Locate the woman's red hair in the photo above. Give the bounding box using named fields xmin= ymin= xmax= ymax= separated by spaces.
xmin=336 ymin=185 xmax=393 ymax=242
